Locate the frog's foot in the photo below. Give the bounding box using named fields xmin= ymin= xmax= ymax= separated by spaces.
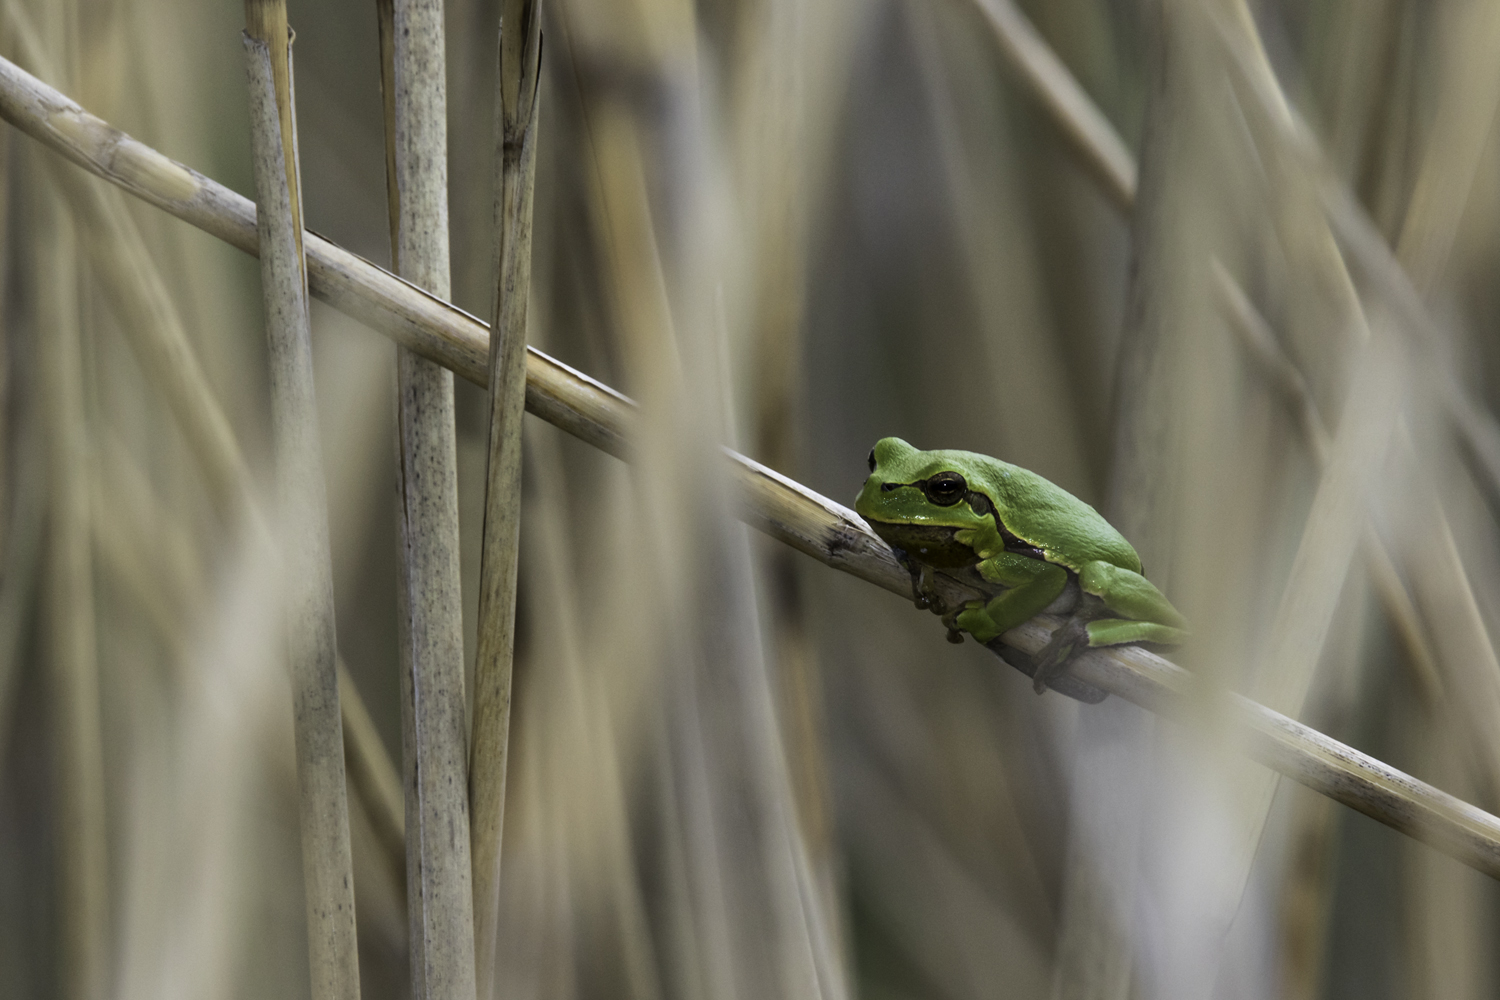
xmin=940 ymin=603 xmax=980 ymax=644
xmin=954 ymin=603 xmax=1001 ymax=646
xmin=906 ymin=560 xmax=946 ymax=615
xmin=1031 ymin=618 xmax=1091 ymax=695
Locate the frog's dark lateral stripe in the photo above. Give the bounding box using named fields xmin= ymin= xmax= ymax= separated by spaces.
xmin=881 ymin=478 xmax=1050 ymax=563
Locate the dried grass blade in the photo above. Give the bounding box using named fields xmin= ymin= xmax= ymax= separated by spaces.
xmin=242 ymin=5 xmax=360 ymax=998
xmin=468 ymin=6 xmax=541 ymax=997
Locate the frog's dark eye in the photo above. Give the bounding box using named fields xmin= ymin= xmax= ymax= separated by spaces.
xmin=925 ymin=472 xmax=966 ymax=506
xmin=867 ymin=449 xmax=877 ymax=473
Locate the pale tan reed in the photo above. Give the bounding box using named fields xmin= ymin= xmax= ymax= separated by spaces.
xmin=376 ymin=1 xmax=478 ymax=997
xmin=242 ymin=3 xmax=360 ymax=998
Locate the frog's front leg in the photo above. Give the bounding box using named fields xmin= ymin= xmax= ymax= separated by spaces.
xmin=1031 ymin=561 xmax=1187 ymax=693
xmin=953 ymin=553 xmax=1068 ymax=645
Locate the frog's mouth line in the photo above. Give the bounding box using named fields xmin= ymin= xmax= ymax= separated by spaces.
xmin=868 ymin=485 xmax=1049 ymax=564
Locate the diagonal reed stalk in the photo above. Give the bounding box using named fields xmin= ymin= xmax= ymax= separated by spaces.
xmin=7 ymin=53 xmax=1500 ymax=883
xmin=241 ymin=4 xmax=361 ymax=999
xmin=375 ymin=1 xmax=478 ymax=997
xmin=469 ymin=4 xmax=541 ymax=996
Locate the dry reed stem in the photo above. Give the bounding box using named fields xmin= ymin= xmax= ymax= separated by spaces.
xmin=1391 ymin=2 xmax=1500 ymax=297
xmin=8 ymin=54 xmax=1500 ymax=883
xmin=24 ymin=21 xmax=105 ymax=998
xmin=579 ymin=35 xmax=843 ymax=986
xmin=242 ymin=6 xmax=360 ymax=999
xmin=968 ymin=0 xmax=1135 ymax=210
xmin=976 ymin=0 xmax=1500 ymax=512
xmin=91 ymin=437 xmax=412 ymax=957
xmin=52 ymin=166 xmax=255 ymax=521
xmin=0 ymin=0 xmax=259 ymax=524
xmin=511 ymin=420 xmax=665 ymax=1000
xmin=1208 ymin=330 xmax=1402 ymax=919
xmin=984 ymin=0 xmax=1500 ymax=884
xmin=843 ymin=752 xmax=1049 ymax=997
xmin=376 ymin=1 xmax=478 ymax=997
xmin=39 ymin=177 xmax=107 ymax=1000
xmin=0 ymin=53 xmax=625 ymax=452
xmin=1003 ymin=618 xmax=1500 ymax=880
xmin=1208 ymin=10 xmax=1500 ymax=515
xmin=0 ymin=426 xmax=43 ymax=771
xmin=86 ymin=445 xmax=409 ymax=962
xmin=1218 ymin=0 xmax=1500 ymax=796
xmin=469 ymin=7 xmax=541 ymax=996
xmin=972 ymin=0 xmax=1445 ymax=691
xmin=338 ymin=658 xmax=407 ymax=876
xmin=1215 ymin=264 xmax=1450 ymax=706
xmin=2 ymin=11 xmax=405 ymax=875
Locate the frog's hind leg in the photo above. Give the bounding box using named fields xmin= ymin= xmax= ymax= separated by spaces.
xmin=1085 ymin=619 xmax=1188 ymax=647
xmin=1030 ymin=562 xmax=1187 ymax=695
xmin=1077 ymin=561 xmax=1187 ymax=628
xmin=1031 ymin=618 xmax=1186 ymax=696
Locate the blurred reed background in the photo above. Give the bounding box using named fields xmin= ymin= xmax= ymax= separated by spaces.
xmin=2 ymin=0 xmax=1500 ymax=998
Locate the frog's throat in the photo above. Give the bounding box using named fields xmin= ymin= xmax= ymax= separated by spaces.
xmin=866 ymin=521 xmax=981 ymax=570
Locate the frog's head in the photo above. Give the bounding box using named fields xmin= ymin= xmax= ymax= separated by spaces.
xmin=855 ymin=437 xmax=994 ymax=534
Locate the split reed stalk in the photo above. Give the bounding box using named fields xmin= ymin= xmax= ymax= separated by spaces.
xmin=241 ymin=4 xmax=360 ymax=999
xmin=469 ymin=5 xmax=541 ymax=995
xmin=5 ymin=51 xmax=1500 ymax=883
xmin=376 ymin=1 xmax=479 ymax=997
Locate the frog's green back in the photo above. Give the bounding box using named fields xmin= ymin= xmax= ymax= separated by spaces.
xmin=935 ymin=449 xmax=1142 ymax=574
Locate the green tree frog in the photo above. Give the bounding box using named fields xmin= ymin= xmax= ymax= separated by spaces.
xmin=855 ymin=437 xmax=1187 ymax=697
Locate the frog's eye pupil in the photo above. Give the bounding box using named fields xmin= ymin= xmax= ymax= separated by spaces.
xmin=925 ymin=472 xmax=966 ymax=506
xmin=867 ymin=449 xmax=877 ymax=472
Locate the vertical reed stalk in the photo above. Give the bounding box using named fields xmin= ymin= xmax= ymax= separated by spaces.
xmin=469 ymin=3 xmax=541 ymax=995
xmin=25 ymin=13 xmax=108 ymax=996
xmin=376 ymin=1 xmax=478 ymax=998
xmin=40 ymin=177 xmax=107 ymax=1000
xmin=242 ymin=4 xmax=360 ymax=999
